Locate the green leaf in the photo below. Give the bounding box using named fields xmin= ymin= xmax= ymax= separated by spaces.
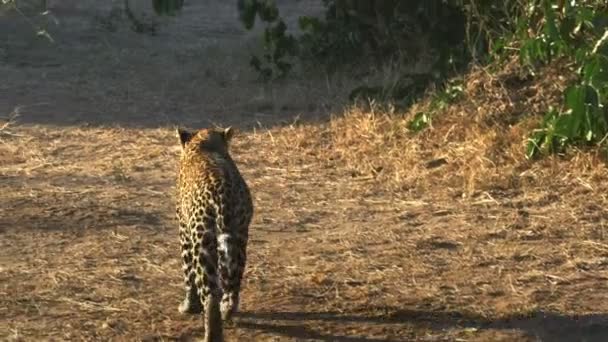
xmin=526 ymin=132 xmax=544 ymax=159
xmin=565 ymin=85 xmax=586 ymax=117
xmin=258 ymin=0 xmax=279 ymax=22
xmin=585 ymin=55 xmax=608 ymax=88
xmin=407 ymin=112 xmax=431 ymax=133
xmin=542 ymin=0 xmax=561 ymax=43
xmin=152 ymin=0 xmax=184 ymax=16
xmin=553 ymin=114 xmax=574 ymax=139
xmin=238 ymin=0 xmax=258 ymax=30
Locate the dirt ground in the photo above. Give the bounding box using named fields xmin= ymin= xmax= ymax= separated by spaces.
xmin=2 ymin=1 xmax=608 ymax=341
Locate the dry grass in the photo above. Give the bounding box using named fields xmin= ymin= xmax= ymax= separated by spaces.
xmin=272 ymin=56 xmax=605 ymax=200
xmin=0 ymin=107 xmax=20 ymax=139
xmin=2 ymin=2 xmax=608 ymax=341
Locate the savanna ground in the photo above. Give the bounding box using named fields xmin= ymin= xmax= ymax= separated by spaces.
xmin=2 ymin=1 xmax=608 ymax=341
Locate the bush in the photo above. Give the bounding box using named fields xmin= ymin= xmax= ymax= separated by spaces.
xmin=238 ymin=0 xmax=298 ymax=81
xmin=237 ymin=0 xmax=608 ymax=158
xmin=239 ymin=0 xmax=467 ymax=81
xmin=521 ymin=0 xmax=608 ymax=158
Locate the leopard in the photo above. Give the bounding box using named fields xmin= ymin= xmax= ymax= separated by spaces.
xmin=175 ymin=126 xmax=253 ymax=342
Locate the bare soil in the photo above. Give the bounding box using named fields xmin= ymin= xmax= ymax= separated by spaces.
xmin=2 ymin=1 xmax=608 ymax=341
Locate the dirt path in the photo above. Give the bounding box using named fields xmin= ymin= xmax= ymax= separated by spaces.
xmin=2 ymin=2 xmax=608 ymax=341
xmin=3 ymin=125 xmax=608 ymax=342
xmin=0 ymin=0 xmax=330 ymax=128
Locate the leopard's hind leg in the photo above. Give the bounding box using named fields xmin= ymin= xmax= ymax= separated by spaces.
xmin=178 ymin=220 xmax=202 ymax=314
xmin=195 ymin=223 xmax=223 ymax=342
xmin=218 ymin=231 xmax=248 ymax=321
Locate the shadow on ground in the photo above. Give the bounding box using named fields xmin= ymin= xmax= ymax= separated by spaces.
xmin=0 ymin=173 xmax=170 ymax=233
xmin=236 ymin=310 xmax=608 ymax=342
xmin=0 ymin=198 xmax=166 ymax=233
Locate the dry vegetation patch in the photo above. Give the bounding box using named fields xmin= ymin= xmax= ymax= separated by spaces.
xmin=285 ymin=58 xmax=606 ymax=199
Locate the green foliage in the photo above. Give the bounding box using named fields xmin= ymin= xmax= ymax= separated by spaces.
xmin=238 ymin=0 xmax=279 ymax=29
xmin=239 ymin=0 xmax=468 ymax=83
xmin=523 ymin=0 xmax=608 ymax=158
xmin=237 ymin=0 xmax=258 ymax=29
xmin=527 ymin=56 xmax=608 ymax=157
xmin=123 ymin=0 xmax=158 ymax=35
xmin=349 ymin=74 xmax=433 ymax=110
xmin=152 ymin=0 xmax=184 ymax=16
xmin=408 ymin=112 xmax=432 ymax=133
xmin=436 ymin=81 xmax=465 ymax=108
xmin=407 ymin=80 xmax=464 ymax=133
xmin=236 ymin=0 xmax=608 ymax=159
xmin=347 ymin=76 xmax=463 ymax=133
xmin=249 ymin=19 xmax=298 ymax=81
xmin=296 ymin=12 xmax=366 ymax=73
xmin=299 ymin=0 xmax=468 ymax=75
xmin=238 ymin=0 xmax=297 ymax=81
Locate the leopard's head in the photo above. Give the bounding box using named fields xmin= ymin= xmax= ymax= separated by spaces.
xmin=176 ymin=126 xmax=234 ymax=154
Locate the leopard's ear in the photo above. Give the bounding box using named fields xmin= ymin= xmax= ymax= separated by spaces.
xmin=176 ymin=128 xmax=194 ymax=148
xmin=222 ymin=126 xmax=235 ymax=142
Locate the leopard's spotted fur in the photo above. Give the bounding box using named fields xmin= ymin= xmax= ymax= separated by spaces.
xmin=175 ymin=127 xmax=253 ymax=342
